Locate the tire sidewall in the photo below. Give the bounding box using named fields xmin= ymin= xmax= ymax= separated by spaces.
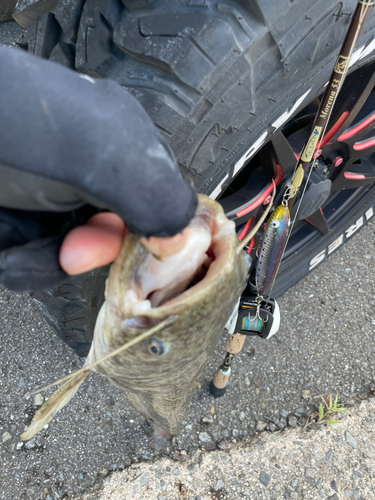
xmin=197 ymin=47 xmax=375 ymax=200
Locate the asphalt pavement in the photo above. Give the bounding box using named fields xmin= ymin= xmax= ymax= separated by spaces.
xmin=78 ymin=397 xmax=375 ymax=500
xmin=0 ymin=18 xmax=23 ymax=47
xmin=1 ymin=19 xmax=375 ymax=500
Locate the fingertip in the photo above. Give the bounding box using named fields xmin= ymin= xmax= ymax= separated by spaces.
xmin=60 ymin=218 xmax=125 ymax=275
xmin=140 ymin=228 xmax=189 ymax=258
xmin=86 ymin=212 xmax=125 ymax=232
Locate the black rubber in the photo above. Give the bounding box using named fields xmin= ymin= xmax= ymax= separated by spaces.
xmin=208 ymin=381 xmax=227 ymax=398
xmin=32 ymin=265 xmax=109 ymax=357
xmin=14 ymin=0 xmax=375 ymax=355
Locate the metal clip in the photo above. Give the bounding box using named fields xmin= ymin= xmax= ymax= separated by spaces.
xmin=282 ymin=183 xmax=293 ymax=206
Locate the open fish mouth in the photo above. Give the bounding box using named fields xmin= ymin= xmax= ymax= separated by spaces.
xmin=106 ymin=199 xmax=237 ymax=327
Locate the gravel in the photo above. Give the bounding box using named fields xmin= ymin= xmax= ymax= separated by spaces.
xmin=288 ymin=416 xmax=298 ymax=427
xmin=2 ymin=431 xmax=12 ymax=443
xmin=0 ymin=19 xmax=24 ymax=46
xmin=301 ymin=389 xmax=310 ymax=399
xmin=305 ymin=467 xmax=317 ymax=479
xmin=201 ymin=416 xmax=213 ymax=425
xmin=256 ymin=421 xmax=267 ymax=431
xmin=259 ymin=471 xmax=270 ymax=486
xmin=267 ymin=422 xmax=277 ymax=432
xmin=32 ymin=393 xmax=43 ymax=406
xmin=331 ymin=479 xmax=338 ymax=492
xmin=214 ymin=479 xmax=224 ymax=491
xmin=77 ymin=397 xmax=375 ymax=500
xmin=345 ymin=431 xmax=358 ymax=449
xmin=198 ymin=432 xmax=212 ymax=443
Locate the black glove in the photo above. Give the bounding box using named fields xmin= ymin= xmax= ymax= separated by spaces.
xmin=0 ymin=46 xmax=197 ymax=292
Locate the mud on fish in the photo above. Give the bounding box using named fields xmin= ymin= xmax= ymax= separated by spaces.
xmin=22 ymin=195 xmax=252 ymax=448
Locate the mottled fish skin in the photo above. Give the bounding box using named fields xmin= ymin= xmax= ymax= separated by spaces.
xmin=256 ymin=205 xmax=290 ymax=296
xmin=21 ymin=196 xmax=250 ymax=445
xmin=84 ymin=195 xmax=250 ymax=440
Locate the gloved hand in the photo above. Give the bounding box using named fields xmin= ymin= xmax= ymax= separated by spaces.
xmin=0 ymin=46 xmax=197 ymax=292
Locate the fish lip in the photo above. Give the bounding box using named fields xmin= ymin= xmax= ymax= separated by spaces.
xmin=137 ymin=234 xmax=237 ymax=317
xmin=113 ymin=195 xmax=239 ymax=320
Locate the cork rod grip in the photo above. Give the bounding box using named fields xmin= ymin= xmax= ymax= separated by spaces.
xmin=225 ymin=333 xmax=246 ymax=354
xmin=212 ymin=368 xmax=230 ymax=389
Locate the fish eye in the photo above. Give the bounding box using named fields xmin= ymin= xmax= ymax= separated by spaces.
xmin=270 ymin=220 xmax=280 ymax=228
xmin=147 ymin=338 xmax=165 ymax=355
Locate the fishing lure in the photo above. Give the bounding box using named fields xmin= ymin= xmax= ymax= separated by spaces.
xmin=226 ymin=193 xmax=290 ymax=347
xmin=255 ymin=202 xmax=290 ymax=298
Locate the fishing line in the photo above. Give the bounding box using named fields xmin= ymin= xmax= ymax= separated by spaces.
xmin=265 ymin=160 xmax=316 ymax=302
xmin=264 ymin=0 xmax=373 ymax=300
xmin=265 ymin=87 xmax=336 ymax=299
xmin=25 ymin=316 xmax=177 ymax=397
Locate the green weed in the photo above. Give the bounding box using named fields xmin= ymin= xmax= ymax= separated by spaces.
xmin=306 ymin=394 xmax=346 ymax=428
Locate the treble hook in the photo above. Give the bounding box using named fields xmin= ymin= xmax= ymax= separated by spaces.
xmin=247 ymin=296 xmax=268 ymax=323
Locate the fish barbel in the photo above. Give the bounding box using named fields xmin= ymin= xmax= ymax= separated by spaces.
xmin=22 ymin=194 xmax=263 ymax=446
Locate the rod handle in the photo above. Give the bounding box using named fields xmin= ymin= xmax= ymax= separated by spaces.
xmin=225 ymin=333 xmax=246 ymax=354
xmin=209 ymin=367 xmax=230 ymax=397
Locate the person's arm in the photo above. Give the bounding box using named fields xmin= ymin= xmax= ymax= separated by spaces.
xmin=0 ymin=45 xmax=197 ymax=292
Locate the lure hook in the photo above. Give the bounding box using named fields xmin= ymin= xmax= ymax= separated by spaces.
xmin=247 ymin=296 xmax=268 ymax=323
xmin=282 ymin=183 xmax=293 ymax=207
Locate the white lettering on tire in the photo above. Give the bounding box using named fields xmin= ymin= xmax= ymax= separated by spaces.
xmin=365 ymin=206 xmax=374 ymax=220
xmin=350 ymin=46 xmax=365 ymax=67
xmin=308 ymin=206 xmax=374 ymax=270
xmin=328 ymin=234 xmax=343 ymax=255
xmin=309 ymin=249 xmax=326 ymax=270
xmin=271 ymin=89 xmax=311 ymax=130
xmin=209 ymin=173 xmax=229 ymax=200
xmin=360 ymin=38 xmax=375 ymax=60
xmin=232 ymin=131 xmax=268 ymax=178
xmin=345 ymin=216 xmax=364 ymax=239
xmin=349 ymin=37 xmax=375 ymax=68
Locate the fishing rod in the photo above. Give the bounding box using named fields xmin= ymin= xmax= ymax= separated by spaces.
xmin=210 ymin=0 xmax=374 ymax=397
xmin=289 ymin=0 xmax=374 ymax=205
